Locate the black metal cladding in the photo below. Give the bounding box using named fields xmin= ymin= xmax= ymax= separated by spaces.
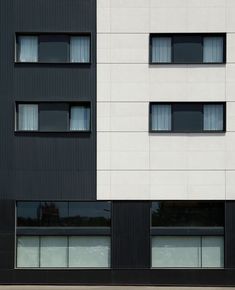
xmin=0 ymin=0 xmax=96 ymax=200
xmin=225 ymin=201 xmax=235 ymax=268
xmin=112 ymin=201 xmax=151 ymax=269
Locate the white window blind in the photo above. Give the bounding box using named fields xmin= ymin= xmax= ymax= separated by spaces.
xmin=152 ymin=37 xmax=172 ymax=63
xmin=18 ymin=36 xmax=38 ymax=62
xmin=203 ymin=104 xmax=223 ymax=131
xmin=203 ymin=37 xmax=223 ymax=63
xmin=18 ymin=104 xmax=38 ymax=131
xmin=70 ymin=106 xmax=90 ymax=131
xmin=151 ymin=104 xmax=171 ymax=131
xmin=70 ymin=36 xmax=90 ymax=63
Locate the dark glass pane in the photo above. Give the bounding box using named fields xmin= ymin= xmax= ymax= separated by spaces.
xmin=39 ymin=35 xmax=69 ymax=62
xmin=152 ymin=201 xmax=224 ymax=227
xmin=39 ymin=103 xmax=69 ymax=131
xmin=40 ymin=202 xmax=69 ymax=226
xmin=173 ymin=36 xmax=203 ymax=63
xmin=173 ymin=103 xmax=203 ymax=132
xmin=68 ymin=202 xmax=111 ymax=227
xmin=17 ymin=202 xmax=41 ymax=226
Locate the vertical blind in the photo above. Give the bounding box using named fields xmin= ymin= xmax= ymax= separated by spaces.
xmin=18 ymin=104 xmax=38 ymax=131
xmin=152 ymin=104 xmax=171 ymax=131
xmin=152 ymin=37 xmax=172 ymax=63
xmin=203 ymin=37 xmax=223 ymax=63
xmin=203 ymin=104 xmax=223 ymax=131
xmin=70 ymin=106 xmax=90 ymax=131
xmin=18 ymin=36 xmax=38 ymax=62
xmin=70 ymin=36 xmax=90 ymax=63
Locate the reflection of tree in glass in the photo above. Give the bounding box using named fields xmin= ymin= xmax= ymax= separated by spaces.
xmin=41 ymin=202 xmax=60 ymax=226
xmin=152 ymin=202 xmax=224 ymax=227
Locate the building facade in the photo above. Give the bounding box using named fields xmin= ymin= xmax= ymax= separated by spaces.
xmin=0 ymin=0 xmax=235 ymax=286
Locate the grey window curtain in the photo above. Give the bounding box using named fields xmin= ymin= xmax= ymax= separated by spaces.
xmin=70 ymin=106 xmax=90 ymax=131
xmin=203 ymin=37 xmax=223 ymax=63
xmin=152 ymin=37 xmax=172 ymax=63
xmin=70 ymin=36 xmax=90 ymax=63
xmin=203 ymin=104 xmax=223 ymax=131
xmin=19 ymin=36 xmax=38 ymax=62
xmin=18 ymin=104 xmax=38 ymax=131
xmin=152 ymin=104 xmax=171 ymax=131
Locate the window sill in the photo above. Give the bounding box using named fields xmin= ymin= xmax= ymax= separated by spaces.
xmin=14 ymin=130 xmax=91 ymax=134
xmin=149 ymin=130 xmax=226 ymax=134
xmin=14 ymin=61 xmax=92 ymax=65
xmin=149 ymin=62 xmax=226 ymax=65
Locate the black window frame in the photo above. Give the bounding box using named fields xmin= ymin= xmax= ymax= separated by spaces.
xmin=149 ymin=102 xmax=226 ymax=133
xmin=149 ymin=33 xmax=226 ymax=64
xmin=15 ymin=101 xmax=92 ymax=133
xmin=15 ymin=32 xmax=92 ymax=64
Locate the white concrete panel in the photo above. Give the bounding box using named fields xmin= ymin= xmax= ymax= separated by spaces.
xmin=110 ymin=132 xmax=149 ymax=152
xmin=111 ymin=82 xmax=149 ymax=102
xmin=110 ymin=0 xmax=150 ymax=8
xmin=110 ymin=171 xmax=150 ymax=199
xmin=97 ymin=34 xmax=111 ymax=64
xmin=226 ymin=171 xmax=235 ymax=199
xmin=150 ymin=0 xmax=226 ymax=8
xmin=150 ymin=135 xmax=226 ymax=170
xmin=150 ymin=8 xmax=187 ymax=32
xmin=97 ymin=102 xmax=111 ymax=132
xmin=109 ymin=34 xmax=148 ymax=64
xmin=111 ymin=152 xmax=149 ymax=170
xmin=110 ymin=8 xmax=149 ymax=33
xmin=97 ymin=64 xmax=111 ymax=102
xmin=227 ymin=34 xmax=235 ymax=63
xmin=227 ymin=7 xmax=235 ymax=33
xmin=226 ymin=65 xmax=235 ymax=101
xmin=187 ymin=8 xmax=226 ymax=32
xmin=226 ymin=102 xmax=235 ymax=132
xmin=109 ymin=102 xmax=148 ymax=132
xmin=97 ymin=0 xmax=110 ymax=8
xmin=111 ymin=64 xmax=149 ymax=83
xmin=97 ymin=132 xmax=111 ymax=170
xmin=150 ymin=171 xmax=188 ymax=200
xmin=97 ymin=8 xmax=111 ymax=33
xmin=187 ymin=171 xmax=225 ymax=199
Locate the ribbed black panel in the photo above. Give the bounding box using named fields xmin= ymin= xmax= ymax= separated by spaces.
xmin=112 ymin=201 xmax=150 ymax=269
xmin=0 ymin=0 xmax=96 ymax=200
xmin=0 ymin=200 xmax=15 ymax=270
xmin=225 ymin=201 xmax=235 ymax=268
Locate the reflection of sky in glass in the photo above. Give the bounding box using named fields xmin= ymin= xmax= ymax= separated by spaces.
xmin=69 ymin=202 xmax=111 ymax=218
xmin=17 ymin=202 xmax=41 ymax=219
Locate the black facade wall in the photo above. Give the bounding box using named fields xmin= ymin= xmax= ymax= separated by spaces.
xmin=0 ymin=0 xmax=96 ymax=200
xmin=225 ymin=201 xmax=235 ymax=268
xmin=1 ymin=200 xmax=235 ymax=285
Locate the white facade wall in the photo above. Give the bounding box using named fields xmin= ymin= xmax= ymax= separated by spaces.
xmin=97 ymin=0 xmax=235 ymax=200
